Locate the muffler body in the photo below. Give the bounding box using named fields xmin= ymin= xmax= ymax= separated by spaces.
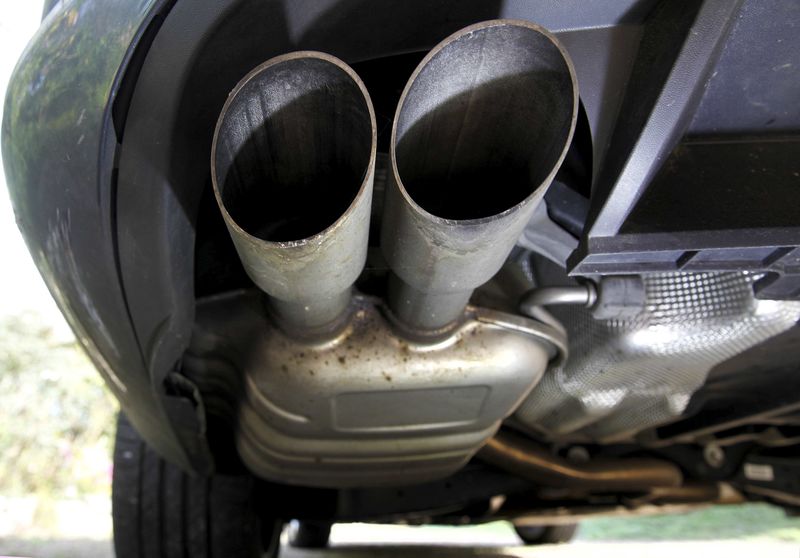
xmin=190 ymin=291 xmax=559 ymax=486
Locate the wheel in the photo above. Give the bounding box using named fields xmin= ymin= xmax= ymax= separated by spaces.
xmin=513 ymin=523 xmax=578 ymax=545
xmin=112 ymin=413 xmax=281 ymax=558
xmin=288 ymin=520 xmax=332 ymax=549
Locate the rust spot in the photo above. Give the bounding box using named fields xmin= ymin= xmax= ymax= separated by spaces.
xmin=281 ymin=364 xmax=288 ymax=373
xmin=382 ymin=371 xmax=392 ymax=382
xmin=308 ymin=369 xmax=315 ymax=376
xmin=338 ymin=356 xmax=346 ymax=365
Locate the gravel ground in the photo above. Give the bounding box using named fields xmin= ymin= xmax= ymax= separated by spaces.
xmin=3 ymin=500 xmax=800 ymax=558
xmin=2 ymin=524 xmax=800 ymax=558
xmin=2 ymin=536 xmax=799 ymax=558
xmin=0 ymin=538 xmax=113 ymax=558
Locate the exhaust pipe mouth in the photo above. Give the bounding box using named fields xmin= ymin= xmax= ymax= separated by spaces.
xmin=212 ymin=51 xmax=376 ymax=331
xmin=391 ymin=19 xmax=578 ymax=223
xmin=382 ymin=20 xmax=578 ymax=330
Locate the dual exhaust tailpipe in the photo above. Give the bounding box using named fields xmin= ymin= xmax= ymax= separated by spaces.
xmin=212 ymin=20 xmax=578 ymax=335
xmin=210 ymin=20 xmax=578 ymax=487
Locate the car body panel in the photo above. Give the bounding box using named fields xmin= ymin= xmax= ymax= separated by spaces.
xmin=1 ymin=0 xmax=203 ymax=472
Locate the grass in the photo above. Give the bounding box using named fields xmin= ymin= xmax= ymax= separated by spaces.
xmin=421 ymin=503 xmax=800 ymax=542
xmin=577 ymin=503 xmax=800 ymax=541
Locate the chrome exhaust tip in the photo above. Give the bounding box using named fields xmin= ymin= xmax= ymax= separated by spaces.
xmin=382 ymin=20 xmax=578 ymax=330
xmin=212 ymin=51 xmax=376 ymax=331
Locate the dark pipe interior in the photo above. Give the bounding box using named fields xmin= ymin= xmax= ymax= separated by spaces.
xmin=395 ymin=24 xmax=575 ymax=221
xmin=214 ymin=57 xmax=372 ymax=241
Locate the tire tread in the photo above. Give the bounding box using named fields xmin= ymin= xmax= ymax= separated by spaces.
xmin=112 ymin=414 xmax=276 ymax=558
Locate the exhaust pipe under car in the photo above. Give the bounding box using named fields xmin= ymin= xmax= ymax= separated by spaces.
xmin=203 ymin=23 xmax=581 ymax=488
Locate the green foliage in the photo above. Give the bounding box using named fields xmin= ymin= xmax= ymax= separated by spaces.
xmin=0 ymin=313 xmax=117 ymax=497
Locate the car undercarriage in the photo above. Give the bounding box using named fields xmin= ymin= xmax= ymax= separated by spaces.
xmin=3 ymin=0 xmax=800 ymax=555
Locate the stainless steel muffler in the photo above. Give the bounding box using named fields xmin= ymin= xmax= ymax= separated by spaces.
xmin=203 ymin=27 xmax=572 ymax=488
xmin=212 ymin=51 xmax=376 ymax=332
xmin=382 ymin=20 xmax=578 ymax=330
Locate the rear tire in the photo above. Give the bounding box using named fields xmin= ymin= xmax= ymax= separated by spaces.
xmin=513 ymin=523 xmax=577 ymax=545
xmin=112 ymin=413 xmax=281 ymax=558
xmin=287 ymin=520 xmax=331 ymax=549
